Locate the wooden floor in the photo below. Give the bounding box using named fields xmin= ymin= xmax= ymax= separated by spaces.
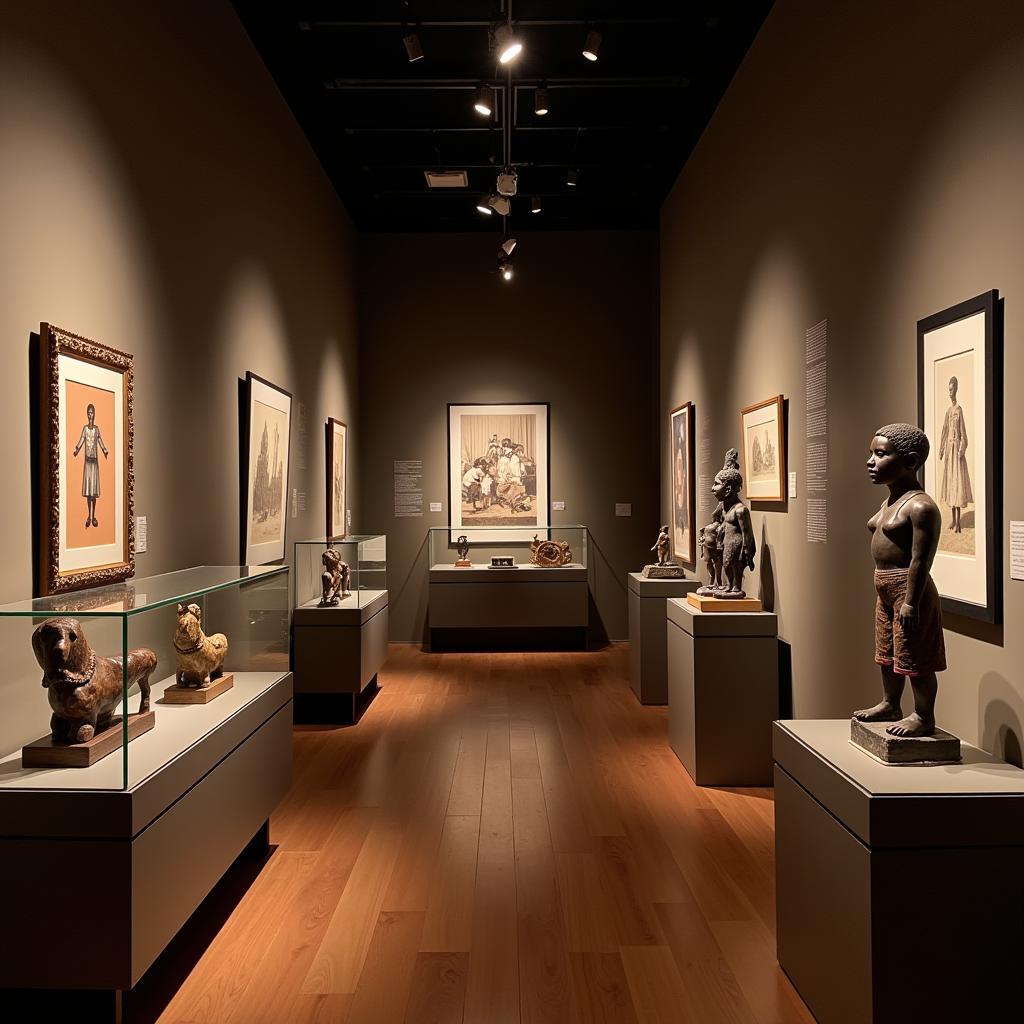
xmin=156 ymin=645 xmax=813 ymax=1024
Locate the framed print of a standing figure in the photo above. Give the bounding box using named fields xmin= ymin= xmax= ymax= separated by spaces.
xmin=326 ymin=417 xmax=347 ymax=540
xmin=242 ymin=372 xmax=292 ymax=564
xmin=918 ymin=290 xmax=1002 ymax=623
xmin=38 ymin=323 xmax=135 ymax=595
xmin=669 ymin=402 xmax=696 ymax=566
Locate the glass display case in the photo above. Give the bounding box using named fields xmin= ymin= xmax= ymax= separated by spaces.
xmin=293 ymin=534 xmax=387 ymax=610
xmin=428 ymin=524 xmax=587 ymax=570
xmin=0 ymin=565 xmax=288 ymax=792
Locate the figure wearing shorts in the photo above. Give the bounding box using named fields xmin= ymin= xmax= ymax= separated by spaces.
xmin=873 ymin=567 xmax=946 ymax=676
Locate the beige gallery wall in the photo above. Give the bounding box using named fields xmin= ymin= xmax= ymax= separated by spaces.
xmin=0 ymin=0 xmax=360 ymax=603
xmin=359 ymin=231 xmax=660 ymax=643
xmin=661 ymin=0 xmax=1024 ymax=755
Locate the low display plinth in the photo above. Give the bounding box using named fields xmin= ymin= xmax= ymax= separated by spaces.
xmin=22 ymin=710 xmax=155 ymax=769
xmin=454 ymin=559 xmax=471 ymax=568
xmin=627 ymin=572 xmax=699 ymax=705
xmin=292 ymin=589 xmax=388 ymax=723
xmin=640 ymin=563 xmax=687 ymax=579
xmin=850 ymin=717 xmax=961 ymax=765
xmin=687 ymin=592 xmax=763 ymax=613
xmin=666 ymin=597 xmax=778 ymax=785
xmin=774 ymin=719 xmax=1024 ymax=1024
xmin=161 ymin=673 xmax=235 ymax=705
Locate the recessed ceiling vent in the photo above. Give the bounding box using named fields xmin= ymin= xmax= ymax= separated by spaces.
xmin=424 ymin=170 xmax=469 ymax=189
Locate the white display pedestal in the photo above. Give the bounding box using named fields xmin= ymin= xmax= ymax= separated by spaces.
xmin=428 ymin=564 xmax=588 ymax=649
xmin=666 ymin=597 xmax=778 ymax=785
xmin=627 ymin=572 xmax=699 ymax=705
xmin=774 ymin=719 xmax=1024 ymax=1024
xmin=292 ymin=589 xmax=389 ymax=723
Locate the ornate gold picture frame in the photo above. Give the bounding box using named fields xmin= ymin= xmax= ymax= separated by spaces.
xmin=38 ymin=323 xmax=135 ymax=595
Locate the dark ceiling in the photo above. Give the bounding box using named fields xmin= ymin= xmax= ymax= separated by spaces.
xmin=231 ymin=2 xmax=773 ymax=232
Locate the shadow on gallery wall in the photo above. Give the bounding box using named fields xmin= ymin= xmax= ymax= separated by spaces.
xmin=979 ymin=673 xmax=1023 ymax=767
xmin=777 ymin=639 xmax=794 ymax=719
xmin=584 ymin=528 xmax=617 ymax=645
xmin=758 ymin=521 xmax=776 ymax=613
xmin=945 ymin=610 xmax=1004 ymax=648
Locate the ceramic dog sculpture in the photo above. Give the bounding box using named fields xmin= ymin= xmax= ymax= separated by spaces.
xmin=173 ymin=603 xmax=228 ymax=688
xmin=319 ymin=547 xmax=352 ymax=606
xmin=32 ymin=617 xmax=156 ymax=744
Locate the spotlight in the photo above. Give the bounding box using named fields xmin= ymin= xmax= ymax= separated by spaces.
xmin=566 ymin=168 xmax=578 ymax=186
xmin=494 ymin=23 xmax=522 ymax=64
xmin=473 ymin=84 xmax=492 ymax=117
xmin=534 ymin=85 xmax=549 ymax=116
xmin=476 ymin=194 xmax=494 ymax=215
xmin=496 ymin=169 xmax=518 ymax=197
xmin=498 ymin=257 xmax=514 ymax=281
xmin=488 ymin=194 xmax=511 ymax=216
xmin=531 ymin=195 xmax=542 ymax=214
xmin=500 ymin=237 xmax=518 ymax=256
xmin=403 ymin=29 xmax=424 ymax=62
xmin=582 ymin=29 xmax=602 ymax=61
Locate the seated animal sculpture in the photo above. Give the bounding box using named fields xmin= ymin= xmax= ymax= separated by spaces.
xmin=173 ymin=603 xmax=228 ymax=688
xmin=32 ymin=617 xmax=157 ymax=744
xmin=320 ymin=547 xmax=352 ymax=606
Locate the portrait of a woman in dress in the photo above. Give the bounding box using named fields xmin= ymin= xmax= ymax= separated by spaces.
xmin=938 ymin=375 xmax=972 ymax=534
xmin=73 ymin=402 xmax=108 ymax=529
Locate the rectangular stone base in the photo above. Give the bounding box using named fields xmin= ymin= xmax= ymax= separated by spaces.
xmin=641 ymin=564 xmax=688 ymax=579
xmin=687 ymin=593 xmax=763 ymax=613
xmin=161 ymin=673 xmax=235 ymax=705
xmin=454 ymin=559 xmax=472 ymax=568
xmin=22 ymin=710 xmax=156 ymax=768
xmin=850 ymin=718 xmax=962 ymax=765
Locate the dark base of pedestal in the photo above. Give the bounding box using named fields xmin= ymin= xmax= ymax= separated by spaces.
xmin=428 ymin=626 xmax=588 ymax=652
xmin=293 ymin=677 xmax=379 ymax=725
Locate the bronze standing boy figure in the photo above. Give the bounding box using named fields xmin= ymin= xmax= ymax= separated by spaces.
xmin=854 ymin=423 xmax=946 ymax=738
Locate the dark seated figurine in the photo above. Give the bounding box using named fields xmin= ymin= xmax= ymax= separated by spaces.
xmin=319 ymin=547 xmax=352 ymax=606
xmin=32 ymin=617 xmax=156 ymax=744
xmin=853 ymin=423 xmax=947 ymax=742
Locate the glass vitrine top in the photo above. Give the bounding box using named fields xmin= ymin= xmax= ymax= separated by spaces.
xmin=0 ymin=565 xmax=287 ymax=617
xmin=294 ymin=534 xmax=386 ymax=546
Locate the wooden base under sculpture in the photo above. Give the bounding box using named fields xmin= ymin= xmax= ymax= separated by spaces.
xmin=454 ymin=559 xmax=472 ymax=568
xmin=161 ymin=673 xmax=235 ymax=705
xmin=687 ymin=593 xmax=763 ymax=613
xmin=22 ymin=710 xmax=156 ymax=769
xmin=850 ymin=718 xmax=962 ymax=766
xmin=641 ymin=563 xmax=687 ymax=579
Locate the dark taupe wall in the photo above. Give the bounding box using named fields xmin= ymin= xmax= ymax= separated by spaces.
xmin=0 ymin=0 xmax=359 ymax=600
xmin=660 ymin=0 xmax=1024 ymax=754
xmin=359 ymin=231 xmax=659 ymax=642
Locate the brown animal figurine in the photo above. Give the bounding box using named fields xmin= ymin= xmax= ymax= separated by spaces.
xmin=174 ymin=603 xmax=229 ymax=688
xmin=319 ymin=547 xmax=352 ymax=606
xmin=32 ymin=617 xmax=156 ymax=744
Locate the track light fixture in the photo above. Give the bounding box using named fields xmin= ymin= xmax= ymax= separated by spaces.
xmin=476 ymin=193 xmax=494 ymax=215
xmin=500 ymin=237 xmax=518 ymax=257
xmin=403 ymin=28 xmax=424 ymax=62
xmin=566 ymin=168 xmax=578 ymax=187
xmin=488 ymin=194 xmax=511 ymax=216
xmin=534 ymin=85 xmax=549 ymax=116
xmin=496 ymin=169 xmax=518 ymax=197
xmin=473 ymin=84 xmax=492 ymax=116
xmin=493 ymin=23 xmax=523 ymax=64
xmin=582 ymin=28 xmax=602 ymax=62
xmin=498 ymin=256 xmax=514 ymax=281
xmin=531 ymin=195 xmax=542 ymax=214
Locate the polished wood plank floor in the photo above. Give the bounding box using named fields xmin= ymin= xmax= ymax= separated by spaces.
xmin=157 ymin=645 xmax=813 ymax=1024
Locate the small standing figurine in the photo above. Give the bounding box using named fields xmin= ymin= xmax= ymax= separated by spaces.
xmin=652 ymin=525 xmax=672 ymax=565
xmin=696 ymin=507 xmax=725 ymax=594
xmin=853 ymin=423 xmax=947 ymax=741
xmin=455 ymin=534 xmax=471 ymax=567
xmin=640 ymin=525 xmax=686 ymax=578
xmin=319 ymin=547 xmax=352 ymax=606
xmin=710 ymin=449 xmax=756 ymax=598
xmin=174 ymin=603 xmax=229 ymax=688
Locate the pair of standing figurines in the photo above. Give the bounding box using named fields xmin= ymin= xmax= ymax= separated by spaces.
xmin=697 ymin=448 xmax=756 ymax=599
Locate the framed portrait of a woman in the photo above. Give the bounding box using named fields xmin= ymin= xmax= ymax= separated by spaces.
xmin=38 ymin=323 xmax=135 ymax=595
xmin=918 ymin=289 xmax=1002 ymax=623
xmin=669 ymin=402 xmax=695 ymax=566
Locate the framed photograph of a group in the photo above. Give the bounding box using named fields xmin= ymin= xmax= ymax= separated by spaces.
xmin=326 ymin=417 xmax=347 ymax=540
xmin=447 ymin=402 xmax=549 ymax=542
xmin=740 ymin=395 xmax=786 ymax=502
xmin=242 ymin=372 xmax=292 ymax=565
xmin=669 ymin=402 xmax=696 ymax=567
xmin=918 ymin=289 xmax=1002 ymax=623
xmin=38 ymin=323 xmax=135 ymax=595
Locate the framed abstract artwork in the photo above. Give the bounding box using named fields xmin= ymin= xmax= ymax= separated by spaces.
xmin=740 ymin=395 xmax=786 ymax=502
xmin=242 ymin=372 xmax=292 ymax=564
xmin=38 ymin=323 xmax=135 ymax=595
xmin=447 ymin=402 xmax=549 ymax=542
xmin=918 ymin=289 xmax=1002 ymax=623
xmin=669 ymin=402 xmax=696 ymax=566
xmin=326 ymin=417 xmax=347 ymax=540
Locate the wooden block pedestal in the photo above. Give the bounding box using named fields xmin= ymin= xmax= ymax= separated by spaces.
xmin=22 ymin=710 xmax=156 ymax=769
xmin=160 ymin=673 xmax=235 ymax=705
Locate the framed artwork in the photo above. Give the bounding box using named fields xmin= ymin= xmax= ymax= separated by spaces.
xmin=740 ymin=395 xmax=786 ymax=502
xmin=242 ymin=372 xmax=292 ymax=564
xmin=38 ymin=323 xmax=135 ymax=595
xmin=669 ymin=402 xmax=696 ymax=566
xmin=326 ymin=417 xmax=347 ymax=540
xmin=447 ymin=402 xmax=549 ymax=542
xmin=918 ymin=289 xmax=1001 ymax=623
